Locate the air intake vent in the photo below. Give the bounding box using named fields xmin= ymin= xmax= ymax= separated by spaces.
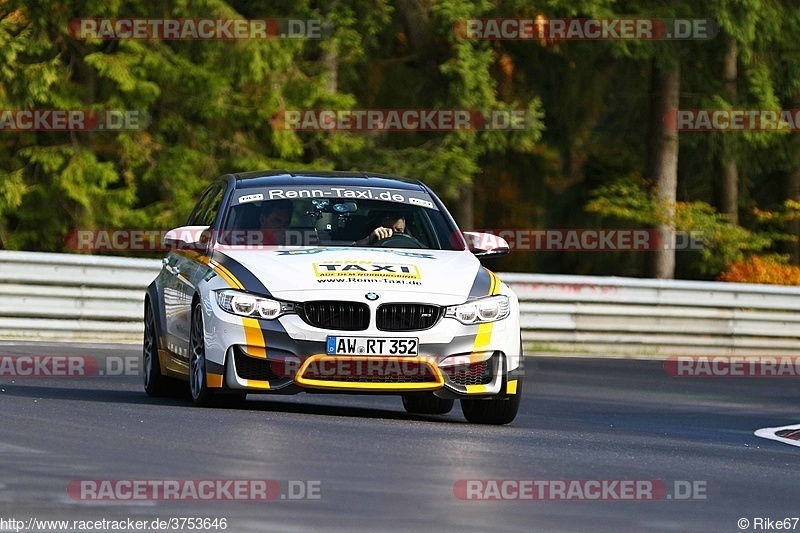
xmin=297 ymin=301 xmax=370 ymax=331
xmin=376 ymin=304 xmax=442 ymax=331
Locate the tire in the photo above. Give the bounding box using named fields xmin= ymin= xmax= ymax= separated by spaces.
xmin=143 ymin=301 xmax=170 ymax=397
xmin=189 ymin=303 xmax=214 ymax=406
xmin=189 ymin=302 xmax=245 ymax=408
xmin=402 ymin=393 xmax=454 ymax=415
xmin=461 ymin=379 xmax=522 ymax=425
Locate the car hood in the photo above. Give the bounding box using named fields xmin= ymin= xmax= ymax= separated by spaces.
xmin=212 ymin=246 xmax=484 ymax=304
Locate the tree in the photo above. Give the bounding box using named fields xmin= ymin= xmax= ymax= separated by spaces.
xmin=646 ymin=57 xmax=681 ymax=278
xmin=711 ymin=35 xmax=740 ymax=226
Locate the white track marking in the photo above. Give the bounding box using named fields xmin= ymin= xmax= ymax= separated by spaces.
xmin=754 ymin=423 xmax=800 ymax=448
xmin=0 ymin=442 xmax=45 ymax=454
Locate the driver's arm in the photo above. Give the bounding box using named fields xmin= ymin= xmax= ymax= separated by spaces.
xmin=353 ymin=226 xmax=393 ymax=246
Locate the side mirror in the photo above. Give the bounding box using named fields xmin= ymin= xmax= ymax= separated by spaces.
xmin=463 ymin=231 xmax=510 ymax=257
xmin=163 ymin=225 xmax=211 ymax=253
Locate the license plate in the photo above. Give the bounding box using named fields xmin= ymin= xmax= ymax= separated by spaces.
xmin=326 ymin=336 xmax=419 ymax=355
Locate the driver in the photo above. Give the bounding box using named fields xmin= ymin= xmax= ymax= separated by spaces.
xmin=354 ymin=212 xmax=406 ymax=245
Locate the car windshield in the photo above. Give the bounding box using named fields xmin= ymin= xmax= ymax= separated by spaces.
xmin=219 ymin=186 xmax=462 ymax=250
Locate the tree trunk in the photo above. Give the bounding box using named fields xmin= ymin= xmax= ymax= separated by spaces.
xmin=322 ymin=40 xmax=338 ymax=93
xmin=396 ymin=0 xmax=431 ymax=56
xmin=788 ymin=163 xmax=800 ymax=265
xmin=716 ymin=37 xmax=738 ymax=224
xmin=787 ymin=93 xmax=800 ymax=265
xmin=646 ymin=58 xmax=681 ymax=279
xmin=456 ymin=182 xmax=475 ymax=230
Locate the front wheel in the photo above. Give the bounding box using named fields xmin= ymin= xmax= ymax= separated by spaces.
xmin=461 ymin=387 xmax=521 ymax=425
xmin=189 ymin=303 xmax=225 ymax=407
xmin=189 ymin=303 xmax=246 ymax=408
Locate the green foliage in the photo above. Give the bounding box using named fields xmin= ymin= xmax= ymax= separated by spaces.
xmin=587 ymin=176 xmax=774 ymax=274
xmin=0 ymin=0 xmax=548 ymax=252
xmin=0 ymin=0 xmax=799 ymax=283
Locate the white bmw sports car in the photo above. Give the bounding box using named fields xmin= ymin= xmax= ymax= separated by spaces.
xmin=144 ymin=171 xmax=523 ymax=424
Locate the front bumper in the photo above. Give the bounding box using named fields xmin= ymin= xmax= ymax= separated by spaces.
xmin=222 ymin=346 xmax=520 ymax=398
xmin=200 ymin=292 xmax=522 ymax=398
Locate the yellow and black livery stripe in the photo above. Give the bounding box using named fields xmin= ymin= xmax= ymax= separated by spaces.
xmin=173 ymin=249 xmax=269 ymax=384
xmin=467 ymin=266 xmax=501 ymax=299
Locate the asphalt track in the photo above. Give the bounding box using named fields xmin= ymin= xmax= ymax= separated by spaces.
xmin=0 ymin=341 xmax=798 ymax=532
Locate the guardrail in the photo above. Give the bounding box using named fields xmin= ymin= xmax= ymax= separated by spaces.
xmin=1 ymin=251 xmax=799 ymax=355
xmin=504 ymin=273 xmax=800 ymax=356
xmin=0 ymin=251 xmax=160 ymax=341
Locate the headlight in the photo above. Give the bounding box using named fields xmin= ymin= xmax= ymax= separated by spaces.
xmin=215 ymin=290 xmax=295 ymax=320
xmin=444 ymin=295 xmax=510 ymax=325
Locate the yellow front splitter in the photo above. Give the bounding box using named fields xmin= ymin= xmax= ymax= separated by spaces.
xmin=294 ymin=354 xmax=445 ymax=391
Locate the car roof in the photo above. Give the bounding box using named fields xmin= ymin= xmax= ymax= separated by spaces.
xmin=231 ymin=170 xmax=427 ymax=192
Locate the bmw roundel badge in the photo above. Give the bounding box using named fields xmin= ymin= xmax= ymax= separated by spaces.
xmin=365 ymin=292 xmax=380 ymax=301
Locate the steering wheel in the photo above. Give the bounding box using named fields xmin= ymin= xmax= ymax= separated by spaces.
xmin=373 ymin=233 xmax=425 ymax=249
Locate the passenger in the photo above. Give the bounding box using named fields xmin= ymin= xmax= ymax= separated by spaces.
xmin=259 ymin=199 xmax=293 ymax=245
